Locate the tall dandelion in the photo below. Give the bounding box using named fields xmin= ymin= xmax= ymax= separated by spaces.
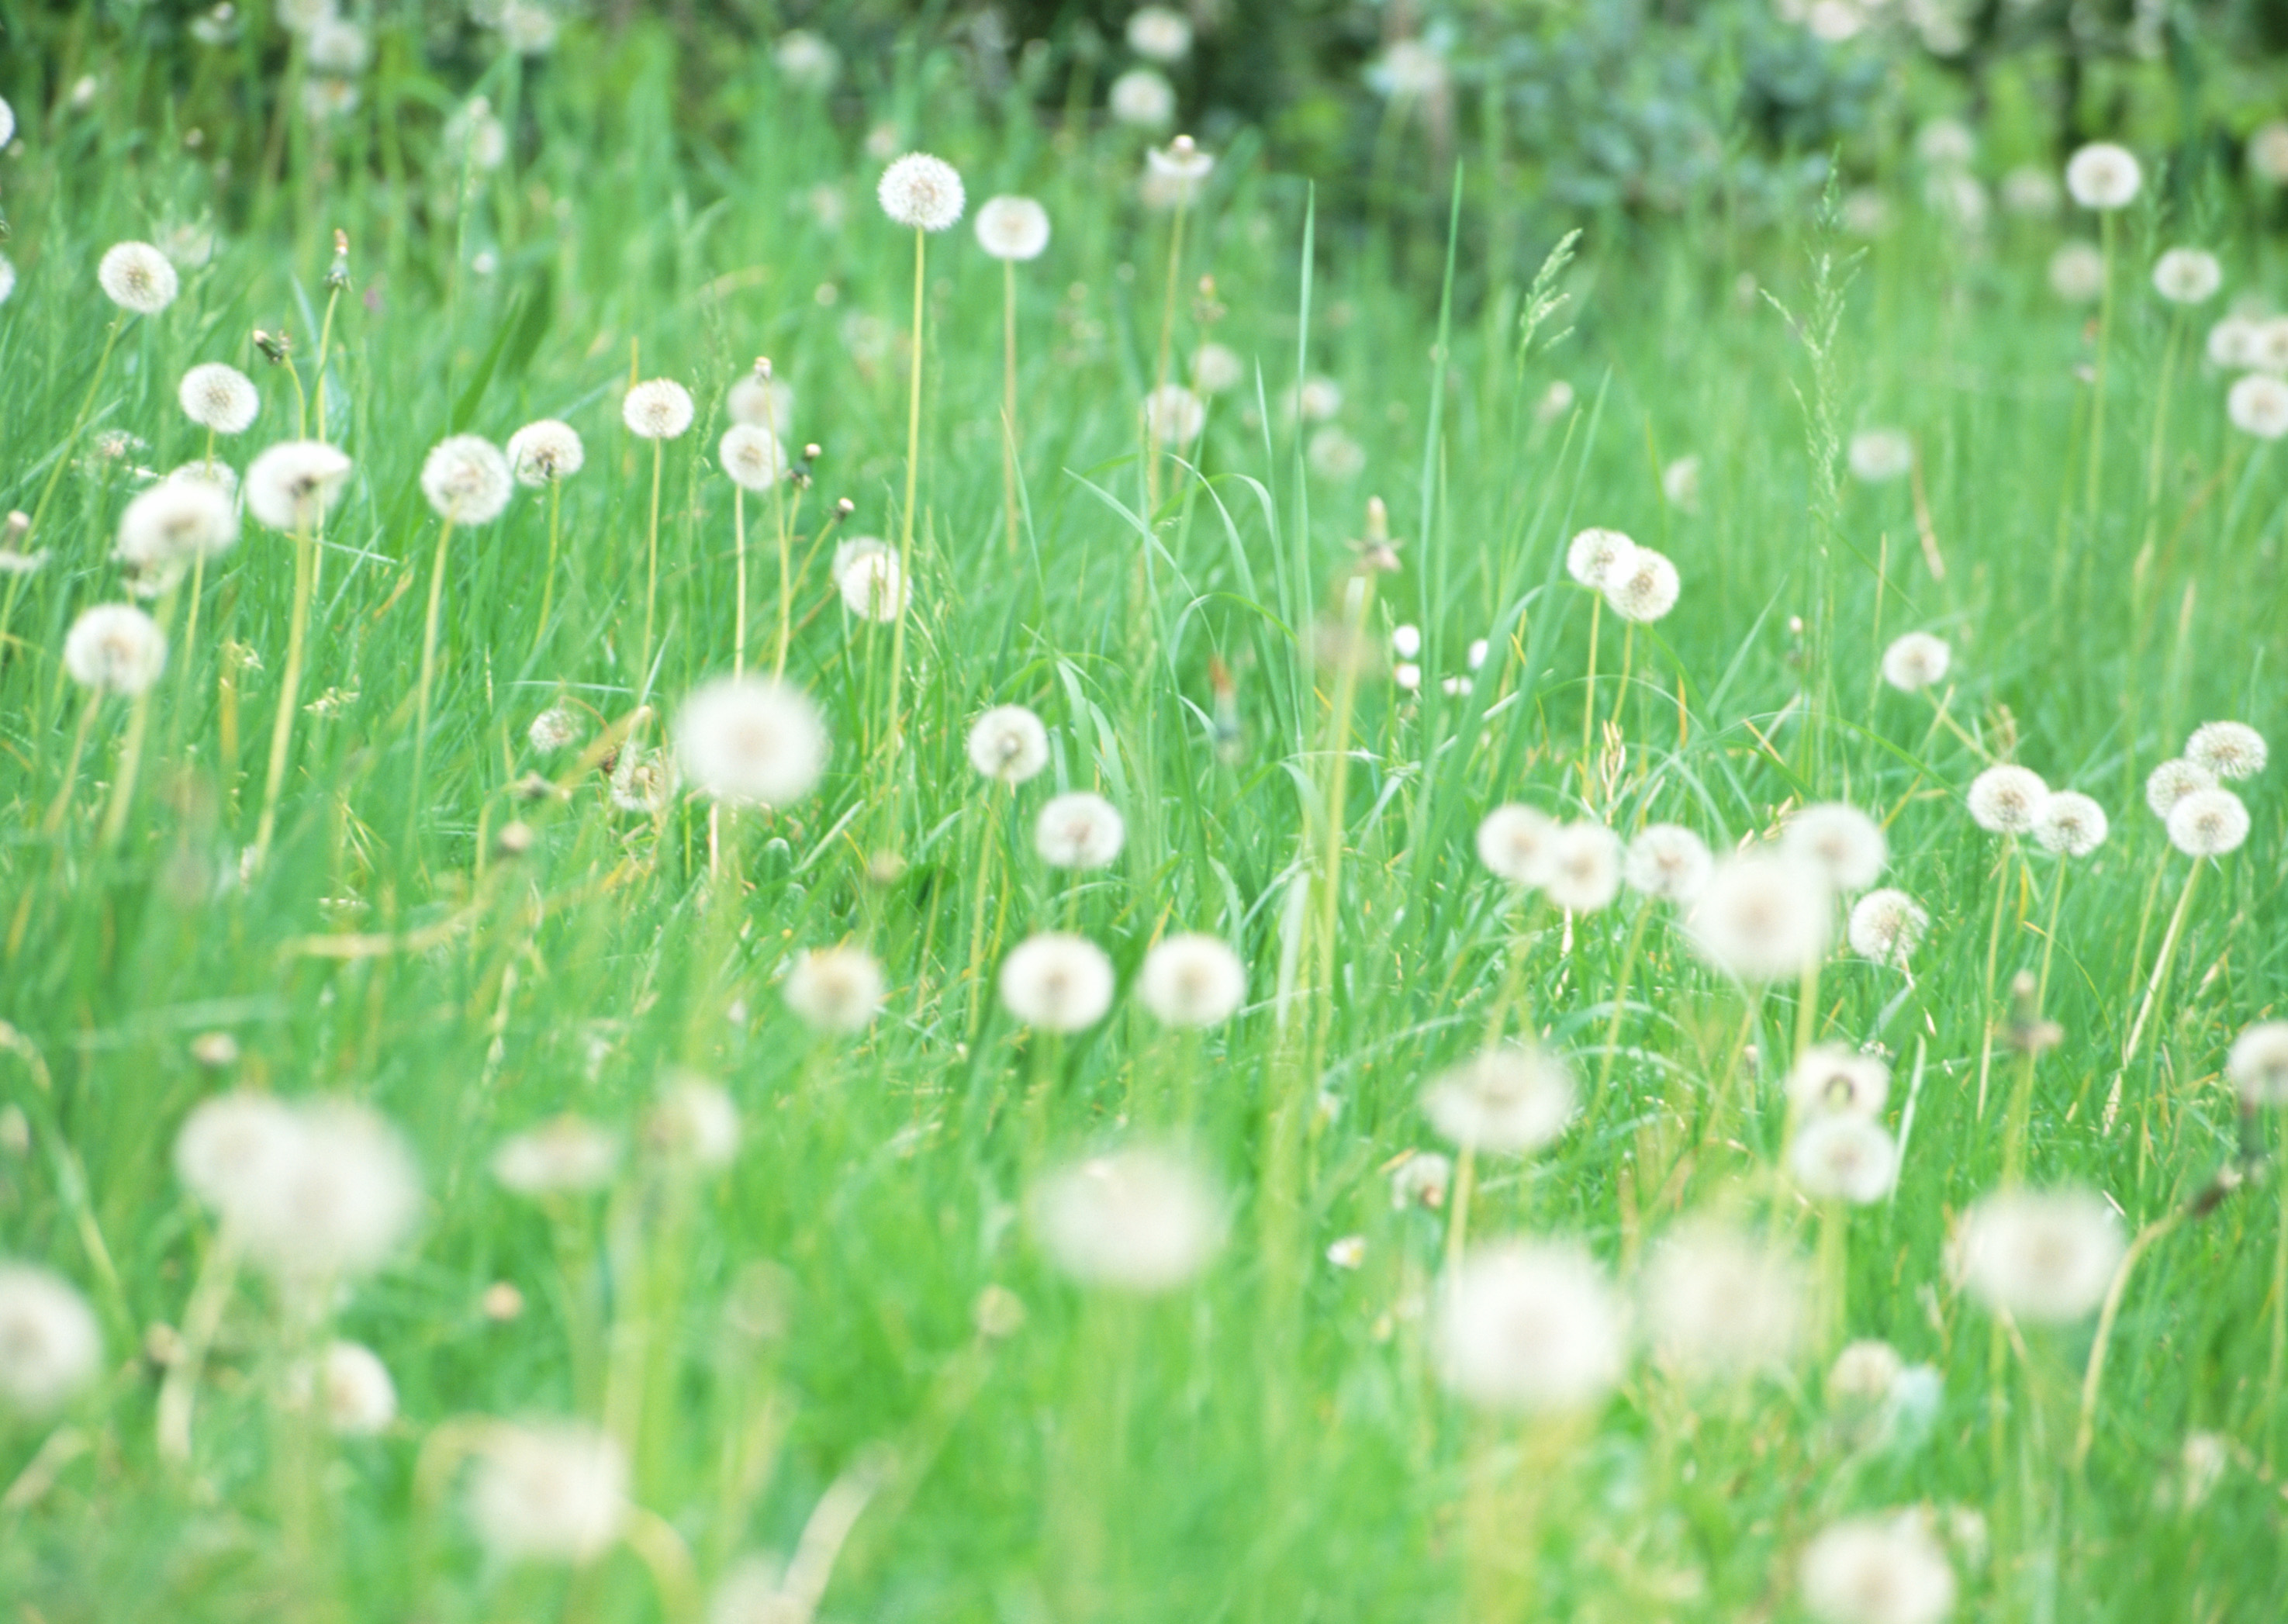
xmin=1143 ymin=136 xmax=1215 ymax=511
xmin=244 ymin=440 xmax=353 ymax=861
xmin=622 ymin=378 xmax=694 ymax=687
xmin=410 ymin=434 xmax=513 ymax=841
xmin=2065 ymin=142 xmax=2142 ymax=531
xmin=976 ymin=195 xmax=1051 ymax=557
xmin=718 ymin=422 xmax=786 ymax=676
xmin=506 ymin=418 xmax=584 ymax=655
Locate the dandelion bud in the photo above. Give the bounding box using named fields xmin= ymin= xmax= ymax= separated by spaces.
xmin=966 ymin=704 xmax=1050 ymax=785
xmin=2186 ymin=720 xmax=2268 ymax=781
xmin=0 ymin=1263 xmax=102 ymax=1415
xmin=672 ymin=676 xmax=829 ymax=809
xmin=1965 ymin=765 xmax=2049 ymax=834
xmin=1787 ymin=1045 xmax=1890 ymax=1118
xmin=1031 ymin=1149 xmax=1224 ymax=1293
xmin=876 ymin=152 xmax=965 ymax=231
xmin=2144 ymin=758 xmax=2215 ymax=819
xmin=997 ymin=932 xmax=1116 ymax=1032
xmin=1140 ymin=383 xmax=1206 ymax=447
xmin=1564 ymin=527 xmax=1636 ymax=589
xmin=1542 ymin=821 xmax=1624 ymax=912
xmin=178 ymin=362 xmax=261 ymax=434
xmin=1688 ymin=853 xmax=1834 ymax=983
xmin=1783 ymin=803 xmax=1889 ymax=893
xmin=1799 ymin=1515 xmax=1957 ymax=1624
xmin=98 ymin=241 xmax=179 ymax=314
xmin=1109 ymin=68 xmax=1176 ymax=130
xmin=1788 ymin=1114 xmax=1899 ymax=1204
xmin=1476 ymin=803 xmax=1557 ymax=887
xmin=1137 ymin=934 xmax=1247 ymax=1027
xmin=1035 ymin=791 xmax=1125 ymax=870
xmin=1642 ymin=1220 xmax=1809 ymax=1382
xmin=1952 ymin=1189 xmax=2124 ymax=1322
xmin=2165 ymin=786 xmax=2250 ymax=856
xmin=718 ymin=424 xmax=786 ymax=492
xmin=1603 ymin=546 xmax=1679 ymax=623
xmin=974 ymin=195 xmax=1051 ymax=261
xmin=2228 ymin=374 xmax=2288 ymax=441
xmin=2226 ymin=1021 xmax=2288 ymax=1107
xmin=622 ymin=378 xmax=694 ymax=441
xmin=783 ymin=945 xmax=887 ymax=1035
xmin=1125 ymin=5 xmax=1192 ymax=62
xmin=469 ymin=1422 xmax=630 ymax=1565
xmin=1847 ymin=428 xmax=1913 ymax=484
xmin=492 ymin=1118 xmax=620 ymax=1197
xmin=1435 ymin=1241 xmax=1627 ymax=1415
xmin=245 ymin=439 xmax=352 ymax=531
xmin=506 ymin=420 xmax=584 ymax=485
xmin=2151 ymin=247 xmax=2221 ymax=306
xmin=254 ymin=327 xmax=292 ymax=365
xmin=1880 ymin=631 xmax=1951 ymax=692
xmin=64 ymin=604 xmax=168 ymax=695
xmin=1422 ymin=1045 xmax=1578 ymax=1155
xmin=2065 ymin=141 xmax=2142 ymax=209
xmin=420 ymin=435 xmax=513 ymax=524
xmin=1847 ymin=888 xmax=1930 ymax=969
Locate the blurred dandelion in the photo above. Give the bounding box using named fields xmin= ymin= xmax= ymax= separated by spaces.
xmin=784 ymin=945 xmax=887 ymax=1035
xmin=2151 ymin=248 xmax=2221 ymax=306
xmin=2185 ymin=720 xmax=2267 ymax=781
xmin=469 ymin=1422 xmax=631 ymax=1565
xmin=966 ymin=704 xmax=1050 ymax=784
xmin=673 ymin=676 xmax=829 ymax=809
xmin=1688 ymin=853 xmax=1833 ymax=983
xmin=178 ymin=362 xmax=260 ymax=435
xmin=1847 ymin=889 xmax=1929 ymax=969
xmin=0 ymin=1263 xmax=102 ymax=1415
xmin=493 ymin=1118 xmax=621 ymax=1197
xmin=1032 ymin=1149 xmax=1224 ymax=1291
xmin=1643 ymin=1221 xmax=1808 ymax=1382
xmin=1137 ymin=934 xmax=1247 ymax=1027
xmin=2065 ymin=143 xmax=2142 ymax=209
xmin=1435 ymin=1242 xmax=1626 ymax=1414
xmin=1035 ymin=791 xmax=1125 ymax=870
xmin=1624 ymin=824 xmax=1713 ymax=902
xmin=1787 ymin=1045 xmax=1891 ymax=1118
xmin=1966 ymin=765 xmax=2048 ymax=834
xmin=999 ymin=932 xmax=1116 ymax=1031
xmin=1953 ymin=1189 xmax=2123 ymax=1321
xmin=1788 ymin=1114 xmax=1899 ymax=1204
xmin=1799 ymin=1515 xmax=1956 ymax=1624
xmin=1784 ymin=803 xmax=1889 ymax=893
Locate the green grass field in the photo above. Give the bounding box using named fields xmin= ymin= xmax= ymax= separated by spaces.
xmin=3 ymin=10 xmax=2286 ymax=1620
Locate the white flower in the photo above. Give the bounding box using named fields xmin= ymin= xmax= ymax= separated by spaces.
xmin=1624 ymin=824 xmax=1713 ymax=902
xmin=772 ymin=29 xmax=839 ymax=89
xmin=1476 ymin=803 xmax=1557 ymax=886
xmin=622 ymin=378 xmax=694 ymax=441
xmin=1391 ymin=624 xmax=1422 ymax=660
xmin=783 ymin=945 xmax=886 ymax=1035
xmin=2033 ymin=791 xmax=2109 ymax=857
xmin=1108 ymin=67 xmax=1175 ymax=129
xmin=493 ymin=1117 xmax=620 ymax=1197
xmin=1435 ymin=1241 xmax=1627 ymax=1415
xmin=646 ymin=1076 xmax=740 ymax=1172
xmin=98 ymin=241 xmax=179 ymax=313
xmin=966 ymin=704 xmax=1050 ymax=784
xmin=835 ymin=547 xmax=906 ymax=622
xmin=1564 ymin=527 xmax=1636 ymax=589
xmin=63 ymin=604 xmax=168 ymax=695
xmin=1542 ymin=821 xmax=1623 ymax=913
xmin=1643 ymin=1221 xmax=1808 ymax=1382
xmin=2185 ymin=720 xmax=2267 ymax=781
xmin=290 ymin=1340 xmax=397 ymax=1436
xmin=1191 ymin=343 xmax=1243 ymax=394
xmin=1788 ymin=1114 xmax=1899 ymax=1204
xmin=672 ymin=676 xmax=829 ymax=808
xmin=1687 ymin=853 xmax=1834 ymax=983
xmin=2048 ymin=240 xmax=2106 ymax=303
xmin=1965 ymin=765 xmax=2049 ymax=834
xmin=178 ymin=362 xmax=260 ymax=434
xmin=1953 ymin=1189 xmax=2124 ymax=1322
xmin=420 ymin=434 xmax=512 ymax=524
xmin=974 ymin=195 xmax=1051 ymax=261
xmin=2151 ymin=247 xmax=2222 ymax=306
xmin=2228 ymin=374 xmax=2288 ymax=440
xmin=1125 ymin=5 xmax=1192 ymax=62
xmin=1422 ymin=1046 xmax=1578 ymax=1155
xmin=469 ymin=1422 xmax=630 ymax=1565
xmin=174 ymin=1091 xmax=301 ymax=1213
xmin=1137 ymin=934 xmax=1246 ymax=1027
xmin=527 ymin=705 xmax=580 ymax=753
xmin=718 ymin=424 xmax=785 ymax=492
xmin=2065 ymin=142 xmax=2142 ymax=209
xmin=1140 ymin=383 xmax=1205 ymax=446
xmin=1848 ymin=429 xmax=1913 ymax=484
xmin=1827 ymin=1339 xmax=1906 ymax=1405
xmin=1787 ymin=1045 xmax=1890 ymax=1118
xmin=246 ymin=440 xmax=353 ymax=530
xmin=2206 ymin=315 xmax=2261 ymax=370
xmin=2166 ymin=787 xmax=2249 ymax=856
xmin=2145 ymin=758 xmax=2216 ymax=818
xmin=877 ymin=153 xmax=965 ymax=231
xmin=1035 ymin=791 xmax=1125 ymax=869
xmin=0 ymin=1263 xmax=102 ymax=1415
xmin=2226 ymin=1021 xmax=2288 ymax=1107
xmin=116 ymin=480 xmax=237 ymax=593
xmin=1604 ymin=547 xmax=1679 ymax=623
xmin=224 ymin=1101 xmax=423 ymax=1287
xmin=1847 ymin=888 xmax=1930 ymax=969
xmin=727 ymin=374 xmax=795 ymax=432
xmin=1032 ymin=1149 xmax=1223 ymax=1292
xmin=1800 ymin=1515 xmax=1957 ymax=1624
xmin=999 ymin=933 xmax=1116 ymax=1031
xmin=1783 ymin=803 xmax=1889 ymax=893
xmin=505 ymin=420 xmax=583 ymax=486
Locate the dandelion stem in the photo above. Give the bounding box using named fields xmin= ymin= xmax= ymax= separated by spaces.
xmin=1147 ymin=198 xmax=1189 ymax=516
xmin=1002 ymin=258 xmax=1023 ymax=559
xmin=732 ymin=487 xmax=748 ymax=678
xmin=154 ymin=1228 xmax=242 ymax=1465
xmin=2084 ymin=210 xmax=2115 ymax=536
xmin=254 ymin=521 xmax=318 ymax=862
xmin=20 ymin=316 xmax=123 ymax=555
xmin=168 ymin=548 xmax=211 ymax=756
xmin=641 ymin=439 xmax=664 ymax=689
xmin=40 ymin=692 xmax=102 ymax=837
xmin=1578 ymin=593 xmax=1601 ymax=804
xmin=533 ymin=478 xmax=562 ymax=660
xmin=2121 ymin=859 xmax=2200 ymax=1070
xmin=884 ymin=226 xmax=928 ymax=767
xmin=1443 ymin=1143 xmax=1478 ymax=1275
xmin=1592 ymin=901 xmax=1654 ymax=1106
xmin=408 ymin=515 xmax=459 ymax=849
xmin=2072 ymin=1208 xmax=2184 ymax=1471
xmin=97 ymin=689 xmax=155 ymax=850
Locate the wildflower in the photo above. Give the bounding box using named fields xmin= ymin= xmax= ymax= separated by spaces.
xmin=1435 ymin=1241 xmax=1627 ymax=1415
xmin=877 ymin=153 xmax=965 ymax=231
xmin=1564 ymin=527 xmax=1636 ymax=589
xmin=116 ymin=480 xmax=237 ymax=593
xmin=2227 ymin=1021 xmax=2288 ymax=1107
xmin=64 ymin=604 xmax=168 ymax=695
xmin=527 ymin=706 xmax=579 ymax=753
xmin=672 ymin=676 xmax=829 ymax=808
xmin=2165 ymin=786 xmax=2249 ymax=856
xmin=783 ymin=945 xmax=886 ymax=1035
xmin=178 ymin=362 xmax=260 ymax=434
xmin=0 ymin=1264 xmax=102 ymax=1415
xmin=622 ymin=378 xmax=694 ymax=441
xmin=2031 ymin=791 xmax=2107 ymax=858
xmin=728 ymin=372 xmax=795 ymax=431
xmin=1137 ymin=934 xmax=1247 ymax=1027
xmin=245 ymin=440 xmax=353 ymax=530
xmin=772 ymin=29 xmax=839 ymax=88
xmin=1476 ymin=803 xmax=1557 ymax=887
xmin=2228 ymin=374 xmax=2288 ymax=439
xmin=98 ymin=241 xmax=179 ymax=313
xmin=1687 ymin=853 xmax=1834 ymax=983
xmin=288 ymin=1341 xmax=397 ymax=1436
xmin=1847 ymin=888 xmax=1930 ymax=968
xmin=999 ymin=932 xmax=1117 ymax=1031
xmin=1789 ymin=1114 xmax=1900 ymax=1204
xmin=469 ymin=1422 xmax=630 ymax=1565
xmin=835 ymin=546 xmax=906 ymax=622
xmin=1847 ymin=429 xmax=1913 ymax=484
xmin=1191 ymin=343 xmax=1243 ymax=394
xmin=966 ymin=704 xmax=1051 ymax=784
xmin=1125 ymin=5 xmax=1192 ymax=62
xmin=1952 ymin=1189 xmax=2124 ymax=1322
xmin=718 ymin=424 xmax=785 ymax=492
xmin=209 ymin=1100 xmax=421 ymax=1287
xmin=1035 ymin=791 xmax=1125 ymax=869
xmin=1788 ymin=1045 xmax=1890 ymax=1118
xmin=492 ymin=1118 xmax=620 ymax=1197
xmin=420 ymin=435 xmax=512 ymax=524
xmin=1031 ymin=1149 xmax=1224 ymax=1292
xmin=645 ymin=1076 xmax=740 ymax=1172
xmin=2048 ymin=240 xmax=2106 ymax=303
xmin=2065 ymin=142 xmax=2142 ymax=209
xmin=1827 ymin=1339 xmax=1906 ymax=1405
xmin=1799 ymin=1515 xmax=1957 ymax=1624
xmin=2186 ymin=720 xmax=2267 ymax=781
xmin=1603 ymin=547 xmax=1679 ymax=623
xmin=1965 ymin=765 xmax=2048 ymax=834
xmin=1784 ymin=803 xmax=1889 ymax=893
xmin=1140 ymin=383 xmax=1206 ymax=446
xmin=1109 ymin=68 xmax=1176 ymax=129
xmin=1422 ymin=1046 xmax=1578 ymax=1155
xmin=974 ymin=195 xmax=1051 ymax=261
xmin=1542 ymin=822 xmax=1624 ymax=913
xmin=506 ymin=420 xmax=584 ymax=485
xmin=1625 ymin=824 xmax=1713 ymax=902
xmin=1391 ymin=1152 xmax=1453 ymax=1211
xmin=2145 ymin=758 xmax=2215 ymax=818
xmin=2151 ymin=248 xmax=2222 ymax=306
xmin=1143 ymin=135 xmax=1215 ymax=203
xmin=1642 ymin=1221 xmax=1809 ymax=1381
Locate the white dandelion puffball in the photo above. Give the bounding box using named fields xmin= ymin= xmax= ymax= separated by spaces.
xmin=672 ymin=676 xmax=830 ymax=808
xmin=492 ymin=1118 xmax=621 ymax=1197
xmin=420 ymin=435 xmax=513 ymax=524
xmin=1306 ymin=427 xmax=1364 ymax=481
xmin=1788 ymin=1114 xmax=1900 ymax=1205
xmin=306 ymin=14 xmax=369 ymax=73
xmin=1035 ymin=791 xmax=1125 ymax=869
xmin=718 ymin=424 xmax=786 ymax=492
xmin=1966 ymin=764 xmax=2049 ymax=834
xmin=1799 ymin=1515 xmax=1958 ymax=1624
xmin=246 ymin=440 xmax=353 ymax=530
xmin=1625 ymin=824 xmax=1713 ymax=902
xmin=2033 ymin=791 xmax=2110 ymax=858
xmin=2207 ymin=315 xmax=2261 ymax=370
xmin=2227 ymin=1021 xmax=2288 ymax=1107
xmin=1137 ymin=934 xmax=1247 ymax=1027
xmin=1125 ymin=5 xmax=1192 ymax=61
xmin=773 ymin=29 xmax=840 ymax=90
xmin=1287 ymin=375 xmax=1343 ymax=423
xmin=0 ymin=96 xmax=12 ymax=148
xmin=213 ymin=1101 xmax=420 ymax=1287
xmin=1564 ymin=527 xmax=1637 ymax=589
xmin=783 ymin=945 xmax=887 ymax=1035
xmin=296 ymin=1341 xmax=398 ymax=1437
xmin=1783 ymin=803 xmax=1889 ymax=893
xmin=1370 ymin=37 xmax=1449 ymax=99
xmin=1847 ymin=428 xmax=1913 ymax=484
xmin=1109 ymin=67 xmax=1176 ymax=129
xmin=527 ymin=706 xmax=580 ymax=753
xmin=1953 ymin=1189 xmax=2124 ymax=1322
xmin=1542 ymin=821 xmax=1624 ymax=913
xmin=2186 ymin=720 xmax=2267 ymax=782
xmin=2065 ymin=141 xmax=2142 ymax=209
xmin=1391 ymin=1152 xmax=1453 ymax=1211
xmin=0 ymin=1263 xmax=102 ymax=1415
xmin=1661 ymin=454 xmax=1702 ymax=513
xmin=116 ymin=480 xmax=238 ymax=586
xmin=1687 ymin=852 xmax=1834 ymax=983
xmin=1422 ymin=1045 xmax=1578 ymax=1155
xmin=1435 ymin=1241 xmax=1627 ymax=1415
xmin=1476 ymin=803 xmax=1557 ymax=886
xmin=1643 ymin=1221 xmax=1809 ymax=1382
xmin=2151 ymin=248 xmax=2222 ymax=306
xmin=2145 ymin=758 xmax=2216 ymax=819
xmin=835 ymin=547 xmax=907 ymax=623
xmin=1141 ymin=383 xmax=1206 ymax=447
xmin=975 ymin=195 xmax=1051 ymax=261
xmin=178 ymin=362 xmax=260 ymax=434
xmin=1191 ymin=343 xmax=1244 ymax=395
xmin=1787 ymin=1045 xmax=1891 ymax=1118
xmin=2048 ymin=240 xmax=2107 ymax=304
xmin=967 ymin=704 xmax=1051 ymax=784
xmin=0 ymin=254 xmax=15 ymax=306
xmin=1391 ymin=624 xmax=1422 ymax=661
xmin=98 ymin=241 xmax=179 ymax=313
xmin=469 ymin=1422 xmax=631 ymax=1566
xmin=727 ymin=374 xmax=795 ymax=432
xmin=2166 ymin=786 xmax=2250 ymax=856
xmin=877 ymin=152 xmax=965 ymax=231
xmin=999 ymin=932 xmax=1117 ymax=1032
xmin=647 ymin=1076 xmax=741 ymax=1173
xmin=1604 ymin=547 xmax=1680 ymax=624
xmin=1146 ymin=135 xmax=1215 ymax=198
xmin=2228 ymin=374 xmax=2288 ymax=441
xmin=173 ymin=1091 xmax=301 ymax=1214
xmin=2252 ymin=121 xmax=2288 ymax=184
xmin=622 ymin=378 xmax=694 ymax=441
xmin=64 ymin=604 xmax=168 ymax=696
xmin=1847 ymin=888 xmax=1930 ymax=969
xmin=169 ymin=458 xmax=238 ymax=498
xmin=506 ymin=420 xmax=585 ymax=485
xmin=1032 ymin=1149 xmax=1224 ymax=1292
xmin=1826 ymin=1339 xmax=1906 ymax=1406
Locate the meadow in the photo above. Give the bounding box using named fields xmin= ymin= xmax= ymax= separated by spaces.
xmin=2 ymin=6 xmax=2287 ymax=1620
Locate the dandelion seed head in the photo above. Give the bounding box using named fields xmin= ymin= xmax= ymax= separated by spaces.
xmin=1287 ymin=375 xmax=1343 ymax=423
xmin=2166 ymin=786 xmax=2249 ymax=856
xmin=1191 ymin=343 xmax=1243 ymax=394
xmin=727 ymin=374 xmax=795 ymax=434
xmin=974 ymin=195 xmax=1052 ymax=261
xmin=1784 ymin=803 xmax=1889 ymax=893
xmin=2047 ymin=240 xmax=2106 ymax=303
xmin=783 ymin=945 xmax=886 ymax=1035
xmin=1847 ymin=428 xmax=1913 ymax=484
xmin=306 ymin=13 xmax=368 ymax=72
xmin=2145 ymin=758 xmax=2216 ymax=818
xmin=999 ymin=932 xmax=1117 ymax=1031
xmin=1604 ymin=546 xmax=1679 ymax=623
xmin=245 ymin=439 xmax=353 ymax=531
xmin=492 ymin=1117 xmax=620 ymax=1197
xmin=621 ymin=378 xmax=694 ymax=441
xmin=1966 ymin=765 xmax=2049 ymax=834
xmin=1564 ymin=527 xmax=1637 ymax=589
xmin=2186 ymin=720 xmax=2268 ymax=781
xmin=1953 ymin=1188 xmax=2124 ymax=1322
xmin=2227 ymin=373 xmax=2288 ymax=440
xmin=672 ymin=676 xmax=829 ymax=809
xmin=646 ymin=1076 xmax=740 ymax=1172
xmin=876 ymin=152 xmax=965 ymax=231
xmin=506 ymin=420 xmax=584 ymax=485
xmin=420 ymin=434 xmax=513 ymax=524
xmin=1788 ymin=1114 xmax=1899 ymax=1204
xmin=221 ymin=1101 xmax=421 ymax=1287
xmin=0 ymin=254 xmax=15 ymax=306
xmin=1543 ymin=821 xmax=1624 ymax=913
xmin=1435 ymin=1241 xmax=1627 ymax=1415
xmin=1108 ymin=68 xmax=1176 ymax=129
xmin=98 ymin=241 xmax=179 ymax=313
xmin=63 ymin=603 xmax=168 ymax=695
xmin=1476 ymin=803 xmax=1558 ymax=887
xmin=2251 ymin=121 xmax=2288 ymax=185
xmin=2207 ymin=315 xmax=2261 ymax=370
xmin=1391 ymin=624 xmax=1422 ymax=660
xmin=2151 ymin=247 xmax=2222 ymax=306
xmin=0 ymin=1264 xmax=102 ymax=1415
xmin=1662 ymin=454 xmax=1702 ymax=513
xmin=0 ymin=96 xmax=12 ymax=148
xmin=1799 ymin=1515 xmax=1957 ymax=1624
xmin=2065 ymin=141 xmax=2142 ymax=209
xmin=1032 ymin=1149 xmax=1224 ymax=1292
xmin=1035 ymin=791 xmax=1125 ymax=870
xmin=2029 ymin=790 xmax=2107 ymax=858
xmin=1643 ymin=1220 xmax=1809 ymax=1382
xmin=1688 ymin=853 xmax=1834 ymax=983
xmin=1787 ymin=1045 xmax=1891 ymax=1118
xmin=718 ymin=424 xmax=786 ymax=492
xmin=116 ymin=480 xmax=237 ymax=593
xmin=1140 ymin=383 xmax=1206 ymax=446
xmin=1423 ymin=1045 xmax=1578 ymax=1155
xmin=1847 ymin=888 xmax=1930 ymax=968
xmin=289 ymin=1340 xmax=397 ymax=1436
xmin=1138 ymin=934 xmax=1246 ymax=1027
xmin=527 ymin=705 xmax=580 ymax=753
xmin=1625 ymin=824 xmax=1713 ymax=902
xmin=966 ymin=704 xmax=1050 ymax=784
xmin=1390 ymin=1152 xmax=1453 ymax=1211
xmin=1125 ymin=5 xmax=1192 ymax=62
xmin=1827 ymin=1339 xmax=1906 ymax=1406
xmin=834 ymin=546 xmax=907 ymax=622
xmin=772 ymin=28 xmax=839 ymax=88
xmin=178 ymin=362 xmax=260 ymax=434
xmin=469 ymin=1422 xmax=630 ymax=1565
xmin=1306 ymin=427 xmax=1365 ymax=480
xmin=2227 ymin=1021 xmax=2288 ymax=1107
